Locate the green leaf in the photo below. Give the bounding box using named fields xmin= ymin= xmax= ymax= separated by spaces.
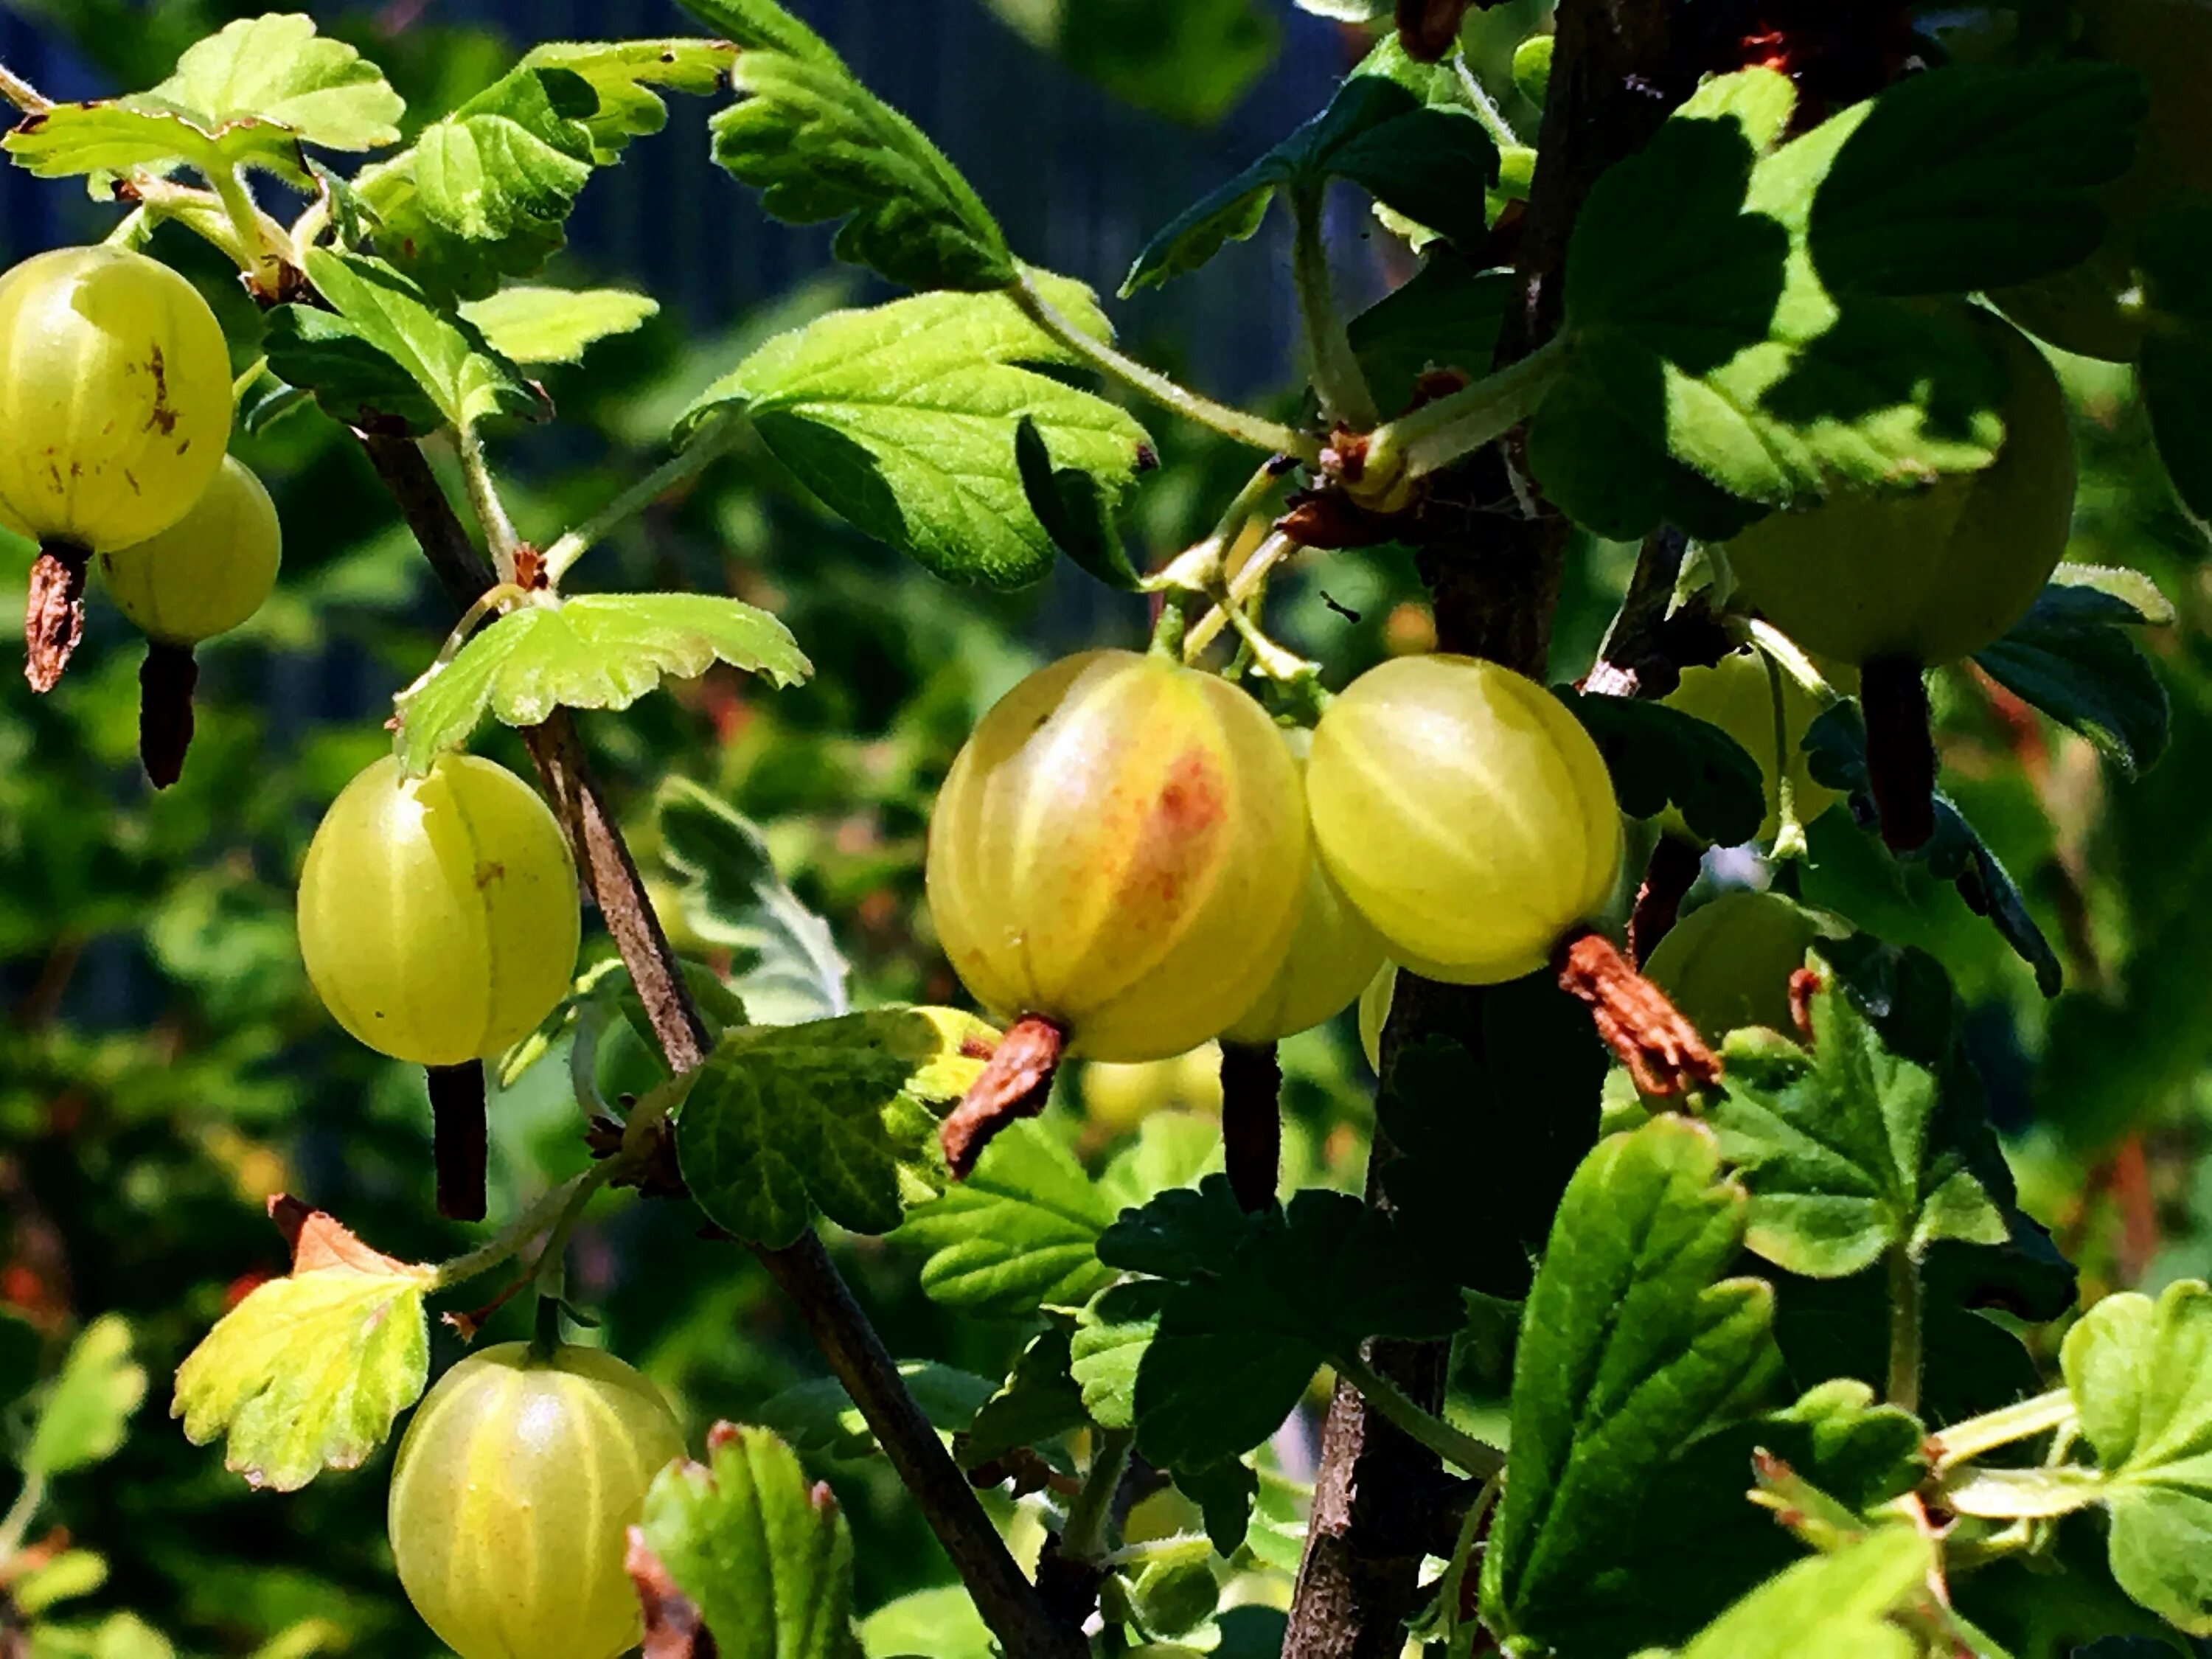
xmin=2063 ymin=1281 xmax=2212 ymax=1635
xmin=1480 ymin=1117 xmax=1783 ymax=1650
xmin=639 ymin=1424 xmax=855 ymax=1659
xmin=1802 ymin=702 xmax=2062 ymax=995
xmin=1102 ymin=1180 xmax=1467 ymax=1469
xmin=858 ymin=1586 xmax=994 ymax=1659
xmin=757 ymin=1363 xmax=994 ymax=1463
xmin=1713 ymin=961 xmax=2007 ymax=1279
xmin=518 ymin=40 xmax=736 ymax=160
xmin=392 ymin=592 xmax=810 ymax=776
xmin=658 ymin=779 xmax=852 ymax=1026
xmin=891 ymin=1120 xmax=1121 ymax=1318
xmin=1975 ymin=580 xmax=2171 ymax=777
xmin=1069 ymin=1281 xmax=1169 ymax=1432
xmin=675 ymin=1007 xmax=995 ymax=1249
xmin=23 ymin=1316 xmax=146 ymax=1478
xmin=1348 ymin=254 xmax=1512 ymax=417
xmin=678 ymin=276 xmax=1153 ymax=586
xmin=5 ymin=15 xmax=403 ymax=187
xmin=456 ymin=285 xmax=660 ymax=365
xmin=12 ymin=1549 xmax=108 ymax=1618
xmin=978 ymin=0 xmax=1279 ymax=128
xmin=1532 ymin=69 xmax=2016 ymax=541
xmin=688 ymin=0 xmax=1015 ymax=291
xmin=2134 ymin=199 xmax=2212 ymax=521
xmin=142 ymin=14 xmax=406 ymax=156
xmin=1558 ymin=690 xmax=1767 ymax=848
xmin=961 ymin=1327 xmax=1091 ymax=1467
xmin=1669 ymin=1528 xmax=1933 ymax=1659
xmin=1124 ymin=72 xmax=1496 ymax=293
xmin=268 ymin=249 xmax=545 ymax=436
xmin=27 ymin=1612 xmax=177 ymax=1659
xmin=170 ymin=1210 xmax=433 ymax=1492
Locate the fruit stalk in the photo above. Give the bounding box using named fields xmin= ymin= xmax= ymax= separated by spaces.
xmin=1862 ymin=655 xmax=1937 ymax=852
xmin=1220 ymin=1040 xmax=1284 ymax=1214
xmin=425 ymin=1062 xmax=489 ymax=1222
xmin=940 ymin=1015 xmax=1068 ymax=1179
xmin=23 ymin=543 xmax=88 ymax=693
xmin=139 ymin=641 xmax=199 ymax=790
xmin=356 ymin=431 xmax=1090 ymax=1659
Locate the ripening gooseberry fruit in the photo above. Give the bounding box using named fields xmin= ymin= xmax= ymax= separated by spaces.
xmin=926 ymin=649 xmax=1307 ymax=1062
xmin=1222 ymin=737 xmax=1388 ymax=1045
xmin=388 ymin=1342 xmax=685 ymax=1659
xmin=1661 ymin=649 xmax=1838 ymax=844
xmin=1642 ymin=891 xmax=1842 ymax=1046
xmin=1082 ymin=1046 xmax=1224 ymax=1136
xmin=296 ymin=754 xmax=581 ymax=1067
xmin=98 ymin=456 xmax=281 ymax=646
xmin=1307 ymin=654 xmax=1622 ymax=986
xmin=1722 ymin=310 xmax=2075 ymax=669
xmin=0 ymin=247 xmax=232 ymax=550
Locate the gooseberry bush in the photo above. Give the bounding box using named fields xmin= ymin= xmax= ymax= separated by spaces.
xmin=4 ymin=1 xmax=2212 ymax=1656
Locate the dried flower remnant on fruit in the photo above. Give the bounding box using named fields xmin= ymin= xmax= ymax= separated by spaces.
xmin=1554 ymin=930 xmax=1721 ymax=1097
xmin=625 ymin=1529 xmax=711 ymax=1659
xmin=942 ymin=1015 xmax=1065 ymax=1178
xmin=24 ymin=546 xmax=88 ymax=692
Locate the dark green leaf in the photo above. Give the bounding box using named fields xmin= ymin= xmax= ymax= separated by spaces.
xmin=757 ymin=1363 xmax=994 ymax=1463
xmin=1559 ymin=690 xmax=1767 ymax=847
xmin=1348 ymin=254 xmax=1512 ymax=416
xmin=1015 ymin=416 xmax=1142 ymax=591
xmin=658 ymin=780 xmax=852 ymax=1026
xmin=639 ymin=1424 xmax=855 ymax=1659
xmin=1172 ymin=1456 xmax=1259 ymax=1557
xmin=2137 ymin=199 xmax=2212 ymax=520
xmin=977 ymin=0 xmax=1279 ymax=127
xmin=1975 ymin=580 xmax=2171 ymax=776
xmin=675 ymin=1007 xmax=995 ymax=1248
xmin=960 ymin=1328 xmax=1090 ymax=1467
xmin=394 ymin=594 xmax=810 ymax=776
xmin=1480 ymin=1117 xmax=1782 ymax=1650
xmin=1803 ymin=702 xmax=2062 ymax=995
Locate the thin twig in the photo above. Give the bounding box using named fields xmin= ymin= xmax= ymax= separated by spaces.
xmin=354 ymin=431 xmax=1086 ymax=1659
xmin=1585 ymin=529 xmax=1689 ymax=699
xmin=541 ymin=415 xmax=745 ymax=586
xmin=0 ymin=61 xmax=51 ymax=116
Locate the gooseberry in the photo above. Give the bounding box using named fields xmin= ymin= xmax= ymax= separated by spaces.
xmin=387 ymin=1342 xmax=685 ymax=1659
xmin=0 ymin=246 xmax=232 ymax=552
xmin=1643 ymin=890 xmax=1841 ymax=1045
xmin=98 ymin=456 xmax=282 ymax=646
xmin=926 ymin=649 xmax=1307 ymax=1062
xmin=1082 ymin=1046 xmax=1225 ymax=1137
xmin=1306 ymin=654 xmax=1623 ymax=986
xmin=1222 ymin=739 xmax=1389 ymax=1046
xmin=296 ymin=754 xmax=582 ymax=1067
xmin=1722 ymin=309 xmax=2075 ymax=668
xmin=1660 ymin=648 xmax=1838 ymax=844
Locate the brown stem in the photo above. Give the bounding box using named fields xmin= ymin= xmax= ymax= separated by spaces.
xmin=1628 ymin=833 xmax=1705 ymax=967
xmin=354 ymin=431 xmax=1085 ymax=1659
xmin=1555 ymin=929 xmax=1721 ymax=1098
xmin=1583 ymin=529 xmax=1689 ymax=699
xmin=941 ymin=1015 xmax=1066 ymax=1179
xmin=1863 ymin=654 xmax=1936 ymax=852
xmin=425 ymin=1062 xmax=489 ymax=1222
xmin=23 ymin=543 xmax=88 ymax=693
xmin=1288 ymin=10 xmax=1686 ymax=1649
xmin=1220 ymin=1041 xmax=1284 ymax=1214
xmin=139 ymin=641 xmax=199 ymax=789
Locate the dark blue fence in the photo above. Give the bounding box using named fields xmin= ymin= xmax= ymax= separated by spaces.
xmin=0 ymin=0 xmax=1359 ymax=398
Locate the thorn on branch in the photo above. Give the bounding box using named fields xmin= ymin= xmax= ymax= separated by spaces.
xmin=23 ymin=544 xmax=88 ymax=693
xmin=1555 ymin=929 xmax=1721 ymax=1097
xmin=425 ymin=1061 xmax=489 ymax=1222
xmin=940 ymin=1015 xmax=1066 ymax=1178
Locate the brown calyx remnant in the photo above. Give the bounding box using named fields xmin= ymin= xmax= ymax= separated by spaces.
xmin=1555 ymin=929 xmax=1722 ymax=1097
xmin=940 ymin=1014 xmax=1067 ymax=1178
xmin=511 ymin=543 xmax=549 ymax=591
xmin=24 ymin=543 xmax=89 ymax=693
xmin=1789 ymin=965 xmax=1821 ymax=1038
xmin=1627 ymin=833 xmax=1705 ymax=967
xmin=1397 ymin=0 xmax=1479 ymax=61
xmin=139 ymin=641 xmax=200 ymax=790
xmin=1861 ymin=654 xmax=1936 ymax=854
xmin=425 ymin=1060 xmax=489 ymax=1222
